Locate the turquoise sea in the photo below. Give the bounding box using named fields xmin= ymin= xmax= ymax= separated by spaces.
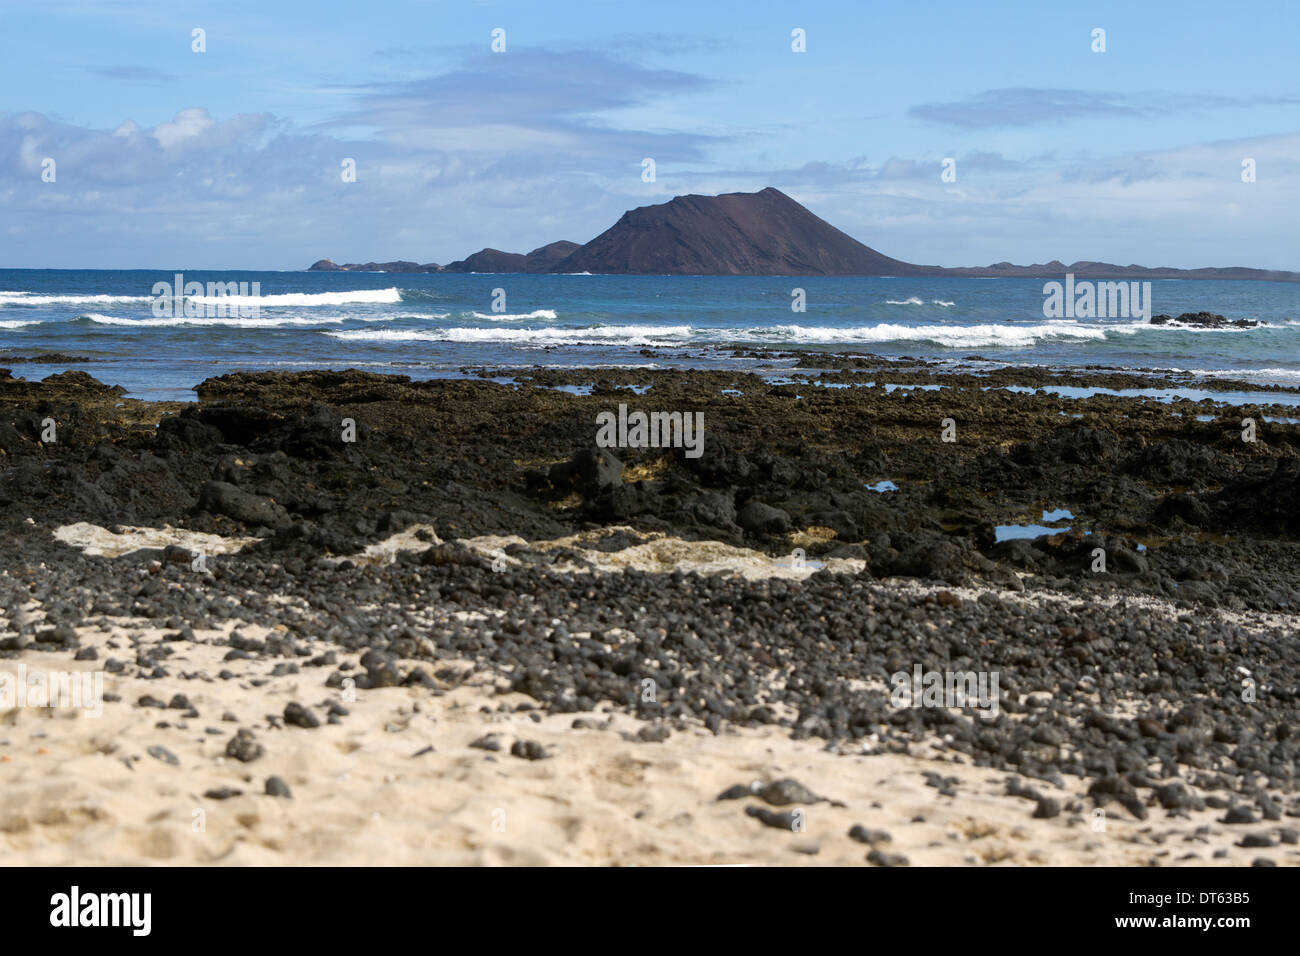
xmin=1 ymin=269 xmax=1297 ymax=401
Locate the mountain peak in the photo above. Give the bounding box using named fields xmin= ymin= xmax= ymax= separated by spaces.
xmin=554 ymin=187 xmax=925 ymax=276
xmin=308 ymin=188 xmax=1300 ymax=281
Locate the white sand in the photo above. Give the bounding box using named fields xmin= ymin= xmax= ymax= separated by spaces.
xmin=51 ymin=522 xmax=257 ymax=559
xmin=1 ymin=619 xmax=1285 ymax=866
xmin=11 ymin=522 xmax=1290 ymax=866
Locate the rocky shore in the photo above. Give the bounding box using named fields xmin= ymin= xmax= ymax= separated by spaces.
xmin=1 ymin=356 xmax=1298 ymax=865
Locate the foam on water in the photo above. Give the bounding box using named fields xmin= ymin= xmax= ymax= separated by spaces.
xmin=468 ymin=309 xmax=559 ymax=320
xmin=0 ymin=293 xmax=152 ymax=307
xmin=322 ymin=321 xmax=1227 ymax=349
xmin=0 ymin=289 xmax=404 ymax=309
xmin=82 ymin=314 xmax=349 ymax=328
xmin=325 ymin=324 xmax=694 ymax=345
xmin=187 ymin=288 xmax=402 ymax=306
xmin=6 ymin=271 xmax=1300 ymax=397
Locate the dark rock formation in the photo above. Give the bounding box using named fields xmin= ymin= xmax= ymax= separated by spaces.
xmin=440 ymin=248 xmax=529 ymax=274
xmin=308 ymin=259 xmax=440 ymax=273
xmin=441 ymin=241 xmax=582 ymax=274
xmin=523 ymin=240 xmax=582 ymax=272
xmin=310 ymin=188 xmax=1300 ymax=280
xmin=553 ymin=187 xmax=930 ymax=276
xmin=1150 ymin=312 xmax=1261 ymax=329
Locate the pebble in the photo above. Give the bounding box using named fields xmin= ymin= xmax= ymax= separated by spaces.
xmin=866 ymin=849 xmax=909 ymax=867
xmin=510 ymin=739 xmax=548 ymax=760
xmin=1238 ymin=833 xmax=1277 ymax=848
xmin=717 ymin=784 xmax=755 ymax=801
xmin=757 ymin=778 xmax=823 ymax=806
xmin=848 ymin=825 xmax=892 ymax=844
xmin=1221 ymin=806 xmax=1257 ymax=825
xmin=146 ymin=745 xmax=179 ymax=766
xmin=1033 ymin=797 xmax=1061 ymax=819
xmin=225 ymin=729 xmax=264 ymax=763
xmin=744 ymin=806 xmax=801 ymax=831
xmin=283 ymin=702 xmax=321 ymax=729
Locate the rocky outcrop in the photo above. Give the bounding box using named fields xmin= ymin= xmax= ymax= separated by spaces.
xmin=1150 ymin=312 xmax=1261 ymax=329
xmin=523 ymin=240 xmax=583 ymax=272
xmin=553 ymin=187 xmax=931 ymax=276
xmin=441 ymin=241 xmax=582 ymax=274
xmin=308 ymin=259 xmax=440 ymax=273
xmin=309 ymin=188 xmax=1300 ymax=280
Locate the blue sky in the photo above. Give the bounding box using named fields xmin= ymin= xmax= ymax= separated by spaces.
xmin=2 ymin=0 xmax=1298 ymax=269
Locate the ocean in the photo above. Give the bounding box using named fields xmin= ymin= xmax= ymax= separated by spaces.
xmin=1 ymin=269 xmax=1298 ymax=402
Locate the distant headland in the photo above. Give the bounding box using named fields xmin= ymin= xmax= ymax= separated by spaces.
xmin=310 ymin=187 xmax=1300 ymax=282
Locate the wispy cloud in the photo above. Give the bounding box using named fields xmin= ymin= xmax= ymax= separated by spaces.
xmin=5 ymin=39 xmax=1300 ymax=270
xmin=910 ymin=87 xmax=1300 ymax=129
xmin=0 ymin=47 xmax=726 ymax=266
xmin=87 ymin=65 xmax=178 ymax=86
xmin=322 ymin=48 xmax=721 ymax=162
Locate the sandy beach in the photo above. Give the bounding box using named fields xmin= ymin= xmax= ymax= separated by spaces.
xmin=4 ymin=591 xmax=1292 ymax=867
xmin=2 ymin=359 xmax=1299 ymax=867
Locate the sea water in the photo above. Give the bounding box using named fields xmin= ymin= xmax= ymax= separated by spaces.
xmin=1 ymin=270 xmax=1297 ymax=401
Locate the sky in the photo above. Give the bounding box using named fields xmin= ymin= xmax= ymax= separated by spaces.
xmin=2 ymin=0 xmax=1298 ymax=270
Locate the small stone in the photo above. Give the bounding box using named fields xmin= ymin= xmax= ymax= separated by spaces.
xmin=717 ymin=784 xmax=755 ymax=801
xmin=1033 ymin=797 xmax=1061 ymax=819
xmin=1137 ymin=718 xmax=1165 ymax=738
xmin=744 ymin=805 xmax=800 ymax=831
xmin=225 ymin=729 xmax=264 ymax=763
xmin=866 ymin=849 xmax=909 ymax=867
xmin=146 ymin=745 xmax=179 ymax=766
xmin=265 ymin=775 xmax=292 ymax=798
xmin=510 ymin=739 xmax=548 ymax=760
xmin=283 ymin=702 xmax=320 ymax=729
xmin=758 ymin=778 xmax=822 ymax=806
xmin=1238 ymin=832 xmax=1277 ymax=848
xmin=848 ymin=825 xmax=892 ymax=844
xmin=203 ymin=787 xmax=243 ymax=800
xmin=636 ymin=724 xmax=671 ymax=743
